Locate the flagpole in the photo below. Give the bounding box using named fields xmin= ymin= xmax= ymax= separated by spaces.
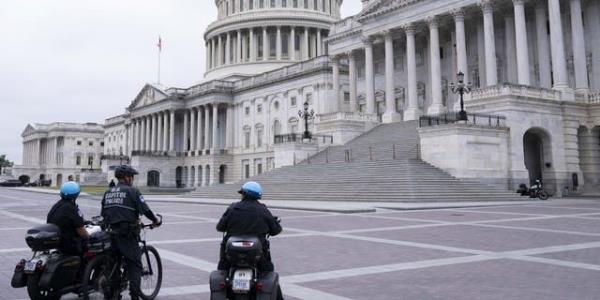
xmin=157 ymin=36 xmax=162 ymax=85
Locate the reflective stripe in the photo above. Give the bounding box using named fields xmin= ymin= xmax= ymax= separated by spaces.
xmin=104 ymin=204 xmax=136 ymax=211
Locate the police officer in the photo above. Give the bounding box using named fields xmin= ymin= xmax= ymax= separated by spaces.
xmin=101 ymin=165 xmax=161 ymax=300
xmin=47 ymin=181 xmax=90 ymax=255
xmin=216 ymin=181 xmax=284 ymax=300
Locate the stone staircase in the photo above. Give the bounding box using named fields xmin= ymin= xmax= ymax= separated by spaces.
xmin=187 ymin=121 xmax=521 ymax=202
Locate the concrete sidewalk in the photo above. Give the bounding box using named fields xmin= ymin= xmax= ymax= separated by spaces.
xmin=10 ymin=187 xmax=92 ymax=197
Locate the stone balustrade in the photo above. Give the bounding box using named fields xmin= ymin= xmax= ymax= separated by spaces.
xmin=466 ymin=84 xmax=562 ymax=102
xmin=316 ymin=111 xmax=378 ymax=123
xmin=589 ymin=91 xmax=600 ymax=104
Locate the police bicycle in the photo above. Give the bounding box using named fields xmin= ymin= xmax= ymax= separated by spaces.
xmin=81 ymin=215 xmax=163 ymax=300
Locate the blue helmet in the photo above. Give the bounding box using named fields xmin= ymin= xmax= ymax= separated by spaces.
xmin=60 ymin=181 xmax=80 ymax=200
xmin=239 ymin=181 xmax=262 ymax=199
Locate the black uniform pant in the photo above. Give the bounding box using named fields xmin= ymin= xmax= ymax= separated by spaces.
xmin=113 ymin=235 xmax=143 ymax=299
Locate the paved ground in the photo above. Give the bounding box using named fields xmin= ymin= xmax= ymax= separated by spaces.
xmin=2 ymin=188 xmax=600 ymax=300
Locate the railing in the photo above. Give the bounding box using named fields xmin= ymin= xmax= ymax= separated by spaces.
xmin=299 ymin=143 xmax=420 ymax=165
xmin=235 ymin=56 xmax=331 ymax=90
xmin=100 ymin=155 xmax=130 ymax=161
xmin=131 ymin=151 xmax=170 ymax=157
xmin=274 ymin=133 xmax=334 ymax=145
xmin=419 ymin=112 xmax=507 ymax=128
xmin=316 ymin=111 xmax=379 ymax=123
xmin=590 ymin=91 xmax=600 ymax=103
xmin=467 ymin=83 xmax=562 ymax=102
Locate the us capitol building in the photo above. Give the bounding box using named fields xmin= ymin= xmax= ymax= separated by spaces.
xmin=16 ymin=0 xmax=600 ymax=197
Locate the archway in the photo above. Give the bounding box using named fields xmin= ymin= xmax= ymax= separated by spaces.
xmin=197 ymin=165 xmax=203 ymax=187
xmin=190 ymin=166 xmax=196 ymax=187
xmin=18 ymin=175 xmax=30 ymax=185
xmin=523 ymin=128 xmax=553 ymax=186
xmin=219 ymin=165 xmax=227 ymax=184
xmin=175 ymin=166 xmax=183 ymax=188
xmin=56 ymin=174 xmax=63 ymax=187
xmin=147 ymin=170 xmax=160 ymax=187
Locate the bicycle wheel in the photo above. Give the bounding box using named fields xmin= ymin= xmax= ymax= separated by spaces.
xmin=82 ymin=255 xmax=115 ymax=300
xmin=139 ymin=245 xmax=163 ymax=300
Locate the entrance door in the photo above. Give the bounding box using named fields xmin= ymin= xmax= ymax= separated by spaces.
xmin=147 ymin=171 xmax=160 ymax=187
xmin=523 ymin=128 xmax=553 ymax=187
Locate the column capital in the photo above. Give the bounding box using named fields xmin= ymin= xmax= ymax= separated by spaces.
xmin=402 ymin=23 xmax=416 ymax=35
xmin=346 ymin=49 xmax=356 ymax=59
xmin=480 ymin=0 xmax=495 ymax=13
xmin=362 ymin=35 xmax=374 ymax=46
xmin=451 ymin=8 xmax=465 ymax=21
xmin=329 ymin=54 xmax=341 ymax=62
xmin=513 ymin=0 xmax=525 ymax=5
xmin=426 ymin=16 xmax=439 ymax=28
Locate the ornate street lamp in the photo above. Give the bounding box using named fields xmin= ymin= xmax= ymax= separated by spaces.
xmin=298 ymin=101 xmax=315 ymax=140
xmin=450 ymin=71 xmax=472 ymax=121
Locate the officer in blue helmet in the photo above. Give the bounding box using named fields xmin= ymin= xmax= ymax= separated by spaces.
xmin=217 ymin=181 xmax=284 ymax=299
xmin=47 ymin=181 xmax=90 ymax=255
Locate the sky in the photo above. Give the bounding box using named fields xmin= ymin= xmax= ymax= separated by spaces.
xmin=0 ymin=0 xmax=363 ymax=165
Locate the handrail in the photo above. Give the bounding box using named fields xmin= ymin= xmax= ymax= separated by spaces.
xmin=419 ymin=112 xmax=507 ymax=128
xmin=273 ymin=133 xmax=334 ymax=145
xmin=299 ymin=142 xmax=420 ymax=165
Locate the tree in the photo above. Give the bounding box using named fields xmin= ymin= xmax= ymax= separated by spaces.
xmin=0 ymin=155 xmax=14 ymax=175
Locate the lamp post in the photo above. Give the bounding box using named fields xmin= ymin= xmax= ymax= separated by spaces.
xmin=450 ymin=71 xmax=472 ymax=121
xmin=298 ymin=101 xmax=315 ymax=140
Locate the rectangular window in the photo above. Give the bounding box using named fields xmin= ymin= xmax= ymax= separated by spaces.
xmin=257 ymin=104 xmax=262 ymax=113
xmin=293 ymin=0 xmax=298 ymax=8
xmin=245 ymin=132 xmax=251 ymax=148
xmin=232 ymin=0 xmax=236 ymax=13
xmin=257 ymin=163 xmax=263 ymax=175
xmin=282 ymin=0 xmax=287 ymax=7
xmin=344 ymin=92 xmax=350 ymax=103
xmin=257 ymin=129 xmax=263 ymax=147
xmin=290 ymin=96 xmax=297 ymax=107
xmin=249 ymin=0 xmax=253 ymax=9
xmin=259 ymin=0 xmax=264 ymax=8
xmin=241 ymin=0 xmax=244 ymax=11
xmin=304 ymin=0 xmax=308 ymax=8
xmin=271 ymin=0 xmax=276 ymax=7
xmin=88 ymin=156 xmax=94 ymax=166
xmin=245 ymin=107 xmax=250 ymax=115
xmin=100 ymin=142 xmax=105 ymax=147
xmin=76 ymin=156 xmax=81 ymax=166
xmin=305 ymin=93 xmax=313 ymax=104
xmin=313 ymin=0 xmax=317 ymax=10
xmin=77 ymin=140 xmax=82 ymax=146
xmin=89 ymin=141 xmax=93 ymax=146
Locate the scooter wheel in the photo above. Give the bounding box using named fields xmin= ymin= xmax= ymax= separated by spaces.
xmin=538 ymin=191 xmax=549 ymax=200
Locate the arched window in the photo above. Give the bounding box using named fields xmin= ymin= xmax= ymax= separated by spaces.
xmin=255 ymin=124 xmax=264 ymax=147
xmin=272 ymin=119 xmax=282 ymax=136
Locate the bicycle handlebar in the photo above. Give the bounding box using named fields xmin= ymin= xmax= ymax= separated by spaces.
xmin=141 ymin=214 xmax=163 ymax=229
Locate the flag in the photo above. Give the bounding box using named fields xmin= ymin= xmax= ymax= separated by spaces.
xmin=157 ymin=36 xmax=162 ymax=51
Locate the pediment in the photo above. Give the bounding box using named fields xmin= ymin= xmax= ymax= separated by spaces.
xmin=21 ymin=124 xmax=36 ymax=137
xmin=128 ymin=84 xmax=169 ymax=110
xmin=357 ymin=0 xmax=420 ymax=20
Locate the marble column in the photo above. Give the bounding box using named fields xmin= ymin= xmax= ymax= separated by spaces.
xmin=211 ymin=38 xmax=217 ymax=68
xmin=505 ymin=13 xmax=518 ymax=83
xmin=131 ymin=120 xmax=137 ymax=151
xmin=404 ymin=24 xmax=420 ymax=121
xmin=454 ymin=9 xmax=468 ymax=83
xmin=481 ymin=0 xmax=498 ymax=86
xmin=183 ymin=110 xmax=189 ymax=152
xmin=196 ymin=106 xmax=202 ymax=153
xmin=547 ymin=0 xmax=569 ymax=89
xmin=190 ymin=109 xmax=196 ymax=152
xmin=317 ymin=29 xmax=322 ymax=56
xmin=276 ymin=26 xmax=282 ymax=60
xmin=162 ymin=113 xmax=168 ymax=151
xmin=205 ymin=105 xmax=211 ymax=150
xmin=194 ymin=166 xmax=199 ymax=187
xmin=137 ymin=119 xmax=143 ymax=151
xmin=364 ymin=36 xmax=375 ymax=115
xmin=263 ymin=27 xmax=269 ymax=61
xmin=145 ymin=116 xmax=151 ymax=151
xmin=218 ymin=35 xmax=223 ymax=66
xmin=169 ymin=110 xmax=175 ymax=151
xmin=331 ymin=55 xmax=340 ymax=112
xmin=151 ymin=114 xmax=157 ymax=151
xmin=206 ymin=42 xmax=211 ymax=70
xmin=212 ymin=104 xmax=219 ymax=151
xmin=249 ymin=29 xmax=255 ymax=62
xmin=428 ymin=17 xmax=445 ymax=115
xmin=290 ymin=27 xmax=296 ymax=60
xmin=348 ymin=50 xmax=358 ymax=113
xmin=156 ymin=113 xmax=162 ymax=151
xmin=535 ymin=2 xmax=552 ymax=89
xmin=304 ymin=27 xmax=309 ymax=60
xmin=513 ymin=0 xmax=531 ymax=85
xmin=226 ymin=105 xmax=233 ymax=149
xmin=383 ymin=30 xmax=401 ymax=122
xmin=237 ymin=30 xmax=243 ymax=63
xmin=226 ymin=32 xmax=231 ymax=65
xmin=570 ymin=0 xmax=588 ymax=92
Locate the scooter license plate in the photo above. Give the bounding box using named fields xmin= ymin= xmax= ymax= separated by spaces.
xmin=232 ymin=269 xmax=252 ymax=292
xmin=24 ymin=260 xmax=37 ymax=273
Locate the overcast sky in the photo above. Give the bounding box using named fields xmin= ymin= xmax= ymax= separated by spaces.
xmin=0 ymin=1 xmax=363 ymax=165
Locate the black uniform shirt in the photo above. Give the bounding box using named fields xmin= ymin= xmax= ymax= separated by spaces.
xmin=216 ymin=200 xmax=282 ymax=238
xmin=101 ymin=182 xmax=157 ymax=225
xmin=47 ymin=199 xmax=85 ymax=254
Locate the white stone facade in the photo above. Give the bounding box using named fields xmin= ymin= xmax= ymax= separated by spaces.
xmin=14 ymin=123 xmax=105 ymax=187
xmin=99 ymin=0 xmax=600 ymax=195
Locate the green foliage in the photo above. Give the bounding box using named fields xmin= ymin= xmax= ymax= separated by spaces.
xmin=0 ymin=154 xmax=14 ymax=173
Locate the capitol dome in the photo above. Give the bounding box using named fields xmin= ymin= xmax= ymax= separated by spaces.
xmin=204 ymin=0 xmax=343 ymax=80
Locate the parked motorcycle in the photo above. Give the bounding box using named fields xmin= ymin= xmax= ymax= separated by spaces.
xmin=517 ymin=180 xmax=549 ymax=200
xmin=10 ymin=220 xmax=109 ymax=300
xmin=209 ymin=235 xmax=281 ymax=300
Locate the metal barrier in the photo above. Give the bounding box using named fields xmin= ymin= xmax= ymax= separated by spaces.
xmin=274 ymin=134 xmax=334 ymax=145
xmin=419 ymin=112 xmax=507 ymax=128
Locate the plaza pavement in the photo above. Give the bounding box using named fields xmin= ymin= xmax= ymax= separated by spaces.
xmin=1 ymin=188 xmax=600 ymax=299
